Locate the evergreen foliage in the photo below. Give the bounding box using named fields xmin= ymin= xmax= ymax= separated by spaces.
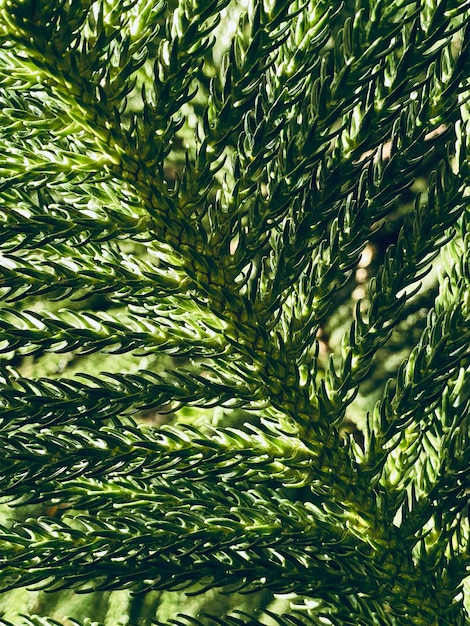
xmin=0 ymin=0 xmax=469 ymax=624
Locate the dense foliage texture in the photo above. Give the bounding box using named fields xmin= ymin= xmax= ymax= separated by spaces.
xmin=0 ymin=0 xmax=469 ymax=624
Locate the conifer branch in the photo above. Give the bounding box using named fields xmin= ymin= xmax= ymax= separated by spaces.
xmin=0 ymin=0 xmax=469 ymax=624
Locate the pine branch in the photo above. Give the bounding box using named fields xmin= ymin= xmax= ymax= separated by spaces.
xmin=0 ymin=0 xmax=469 ymax=624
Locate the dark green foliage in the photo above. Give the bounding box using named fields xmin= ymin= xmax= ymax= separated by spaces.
xmin=0 ymin=0 xmax=469 ymax=624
